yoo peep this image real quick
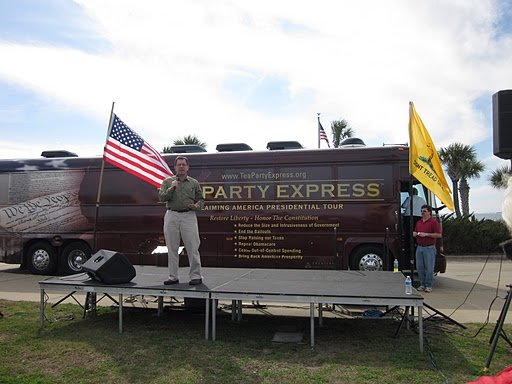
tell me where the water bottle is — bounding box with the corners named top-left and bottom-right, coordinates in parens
top-left (405, 276), bottom-right (412, 295)
top-left (393, 258), bottom-right (399, 273)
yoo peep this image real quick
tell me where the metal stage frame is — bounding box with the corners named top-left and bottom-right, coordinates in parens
top-left (39, 266), bottom-right (424, 351)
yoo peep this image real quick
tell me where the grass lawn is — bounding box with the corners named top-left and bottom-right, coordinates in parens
top-left (0, 299), bottom-right (510, 384)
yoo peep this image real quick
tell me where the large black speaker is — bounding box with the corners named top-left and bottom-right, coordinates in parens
top-left (82, 249), bottom-right (136, 284)
top-left (493, 90), bottom-right (512, 159)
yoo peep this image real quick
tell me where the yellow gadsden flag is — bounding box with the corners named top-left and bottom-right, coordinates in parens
top-left (408, 102), bottom-right (454, 211)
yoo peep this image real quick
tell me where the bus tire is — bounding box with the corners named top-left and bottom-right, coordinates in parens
top-left (351, 245), bottom-right (384, 271)
top-left (60, 242), bottom-right (91, 275)
top-left (26, 242), bottom-right (58, 275)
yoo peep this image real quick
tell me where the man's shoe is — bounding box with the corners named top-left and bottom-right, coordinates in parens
top-left (189, 279), bottom-right (202, 286)
top-left (424, 287), bottom-right (432, 293)
top-left (164, 278), bottom-right (179, 285)
top-left (417, 286), bottom-right (425, 291)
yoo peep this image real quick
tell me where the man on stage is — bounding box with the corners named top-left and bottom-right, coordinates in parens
top-left (158, 156), bottom-right (204, 286)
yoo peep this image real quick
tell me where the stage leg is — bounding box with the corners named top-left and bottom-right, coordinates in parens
top-left (310, 302), bottom-right (315, 347)
top-left (157, 297), bottom-right (163, 316)
top-left (205, 298), bottom-right (210, 341)
top-left (212, 299), bottom-right (217, 341)
top-left (39, 289), bottom-right (45, 334)
top-left (318, 303), bottom-right (323, 327)
top-left (83, 293), bottom-right (98, 319)
top-left (393, 308), bottom-right (408, 338)
top-left (237, 300), bottom-right (242, 322)
top-left (419, 306), bottom-right (423, 353)
top-left (91, 293), bottom-right (97, 315)
top-left (118, 294), bottom-right (123, 334)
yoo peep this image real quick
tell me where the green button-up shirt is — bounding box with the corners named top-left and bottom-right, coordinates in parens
top-left (158, 176), bottom-right (204, 211)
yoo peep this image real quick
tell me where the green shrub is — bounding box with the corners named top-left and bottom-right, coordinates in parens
top-left (441, 214), bottom-right (510, 254)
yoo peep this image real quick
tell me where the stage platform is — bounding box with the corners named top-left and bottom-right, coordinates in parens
top-left (39, 266), bottom-right (424, 351)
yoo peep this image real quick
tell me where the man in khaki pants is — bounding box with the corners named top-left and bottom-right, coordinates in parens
top-left (158, 156), bottom-right (203, 285)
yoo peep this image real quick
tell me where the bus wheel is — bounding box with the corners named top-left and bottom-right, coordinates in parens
top-left (351, 246), bottom-right (384, 271)
top-left (60, 242), bottom-right (91, 275)
top-left (26, 242), bottom-right (58, 275)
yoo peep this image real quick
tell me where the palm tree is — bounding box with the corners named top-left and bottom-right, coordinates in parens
top-left (459, 159), bottom-right (485, 215)
top-left (438, 143), bottom-right (483, 216)
top-left (489, 165), bottom-right (512, 189)
top-left (162, 135), bottom-right (207, 153)
top-left (330, 119), bottom-right (354, 148)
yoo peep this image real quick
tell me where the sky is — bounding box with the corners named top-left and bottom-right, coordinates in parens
top-left (1, 0), bottom-right (512, 214)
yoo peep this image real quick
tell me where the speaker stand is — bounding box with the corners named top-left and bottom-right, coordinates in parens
top-left (484, 284), bottom-right (512, 372)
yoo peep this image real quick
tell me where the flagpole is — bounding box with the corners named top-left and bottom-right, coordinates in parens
top-left (317, 113), bottom-right (321, 149)
top-left (93, 101), bottom-right (115, 252)
top-left (408, 178), bottom-right (415, 280)
top-left (407, 102), bottom-right (417, 285)
top-left (406, 103), bottom-right (417, 322)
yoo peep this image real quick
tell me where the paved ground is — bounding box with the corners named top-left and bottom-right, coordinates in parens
top-left (0, 257), bottom-right (511, 324)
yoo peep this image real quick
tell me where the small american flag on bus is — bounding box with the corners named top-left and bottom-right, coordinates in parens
top-left (319, 120), bottom-right (330, 148)
top-left (103, 114), bottom-right (174, 187)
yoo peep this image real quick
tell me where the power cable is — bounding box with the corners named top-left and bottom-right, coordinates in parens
top-left (424, 253), bottom-right (507, 336)
top-left (451, 253), bottom-right (507, 338)
top-left (424, 335), bottom-right (452, 384)
top-left (446, 254), bottom-right (492, 319)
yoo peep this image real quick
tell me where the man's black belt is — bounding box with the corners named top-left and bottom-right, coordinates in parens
top-left (167, 208), bottom-right (190, 212)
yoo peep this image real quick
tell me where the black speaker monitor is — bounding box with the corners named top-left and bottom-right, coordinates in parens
top-left (493, 89), bottom-right (512, 159)
top-left (82, 249), bottom-right (136, 284)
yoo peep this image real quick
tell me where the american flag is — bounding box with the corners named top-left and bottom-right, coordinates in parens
top-left (103, 114), bottom-right (174, 187)
top-left (319, 120), bottom-right (330, 148)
